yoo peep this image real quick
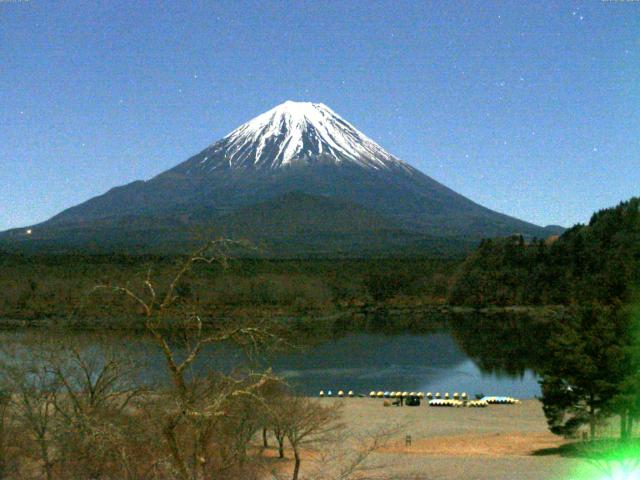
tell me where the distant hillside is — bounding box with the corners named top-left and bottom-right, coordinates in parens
top-left (448, 197), bottom-right (640, 306)
top-left (0, 192), bottom-right (476, 257)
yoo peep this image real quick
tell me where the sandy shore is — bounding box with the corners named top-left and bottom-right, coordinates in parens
top-left (273, 398), bottom-right (594, 479)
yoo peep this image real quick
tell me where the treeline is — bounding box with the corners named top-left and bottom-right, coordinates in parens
top-left (0, 254), bottom-right (459, 322)
top-left (446, 196), bottom-right (640, 445)
top-left (448, 197), bottom-right (640, 307)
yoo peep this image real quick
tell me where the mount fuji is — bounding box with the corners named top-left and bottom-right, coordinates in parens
top-left (1, 101), bottom-right (560, 255)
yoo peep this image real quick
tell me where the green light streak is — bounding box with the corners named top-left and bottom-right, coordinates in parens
top-left (561, 441), bottom-right (640, 480)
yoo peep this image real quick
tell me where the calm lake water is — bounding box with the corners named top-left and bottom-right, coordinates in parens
top-left (263, 332), bottom-right (540, 398)
top-left (0, 317), bottom-right (543, 398)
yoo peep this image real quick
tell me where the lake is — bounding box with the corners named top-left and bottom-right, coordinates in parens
top-left (0, 315), bottom-right (543, 398)
top-left (264, 331), bottom-right (540, 398)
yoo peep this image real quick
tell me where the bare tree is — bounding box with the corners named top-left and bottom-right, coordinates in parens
top-left (268, 410), bottom-right (399, 480)
top-left (93, 239), bottom-right (281, 480)
top-left (307, 426), bottom-right (401, 480)
top-left (265, 393), bottom-right (292, 459)
top-left (1, 353), bottom-right (59, 480)
top-left (0, 336), bottom-right (154, 480)
top-left (48, 342), bottom-right (147, 479)
top-left (281, 397), bottom-right (343, 480)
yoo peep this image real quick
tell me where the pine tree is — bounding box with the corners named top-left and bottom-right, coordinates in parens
top-left (539, 306), bottom-right (626, 440)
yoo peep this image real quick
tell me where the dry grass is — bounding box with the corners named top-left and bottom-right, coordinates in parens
top-left (382, 432), bottom-right (565, 457)
top-left (296, 398), bottom-right (592, 480)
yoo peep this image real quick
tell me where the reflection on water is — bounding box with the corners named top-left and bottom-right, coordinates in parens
top-left (0, 310), bottom-right (551, 398)
top-left (418, 359), bottom-right (539, 399)
top-left (262, 330), bottom-right (541, 397)
top-left (447, 310), bottom-right (551, 378)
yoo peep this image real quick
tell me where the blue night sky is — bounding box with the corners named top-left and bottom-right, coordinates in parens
top-left (1, 0), bottom-right (638, 231)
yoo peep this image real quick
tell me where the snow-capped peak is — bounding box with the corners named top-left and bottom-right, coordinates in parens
top-left (198, 101), bottom-right (411, 171)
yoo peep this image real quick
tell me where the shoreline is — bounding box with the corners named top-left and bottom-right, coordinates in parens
top-left (0, 304), bottom-right (569, 332)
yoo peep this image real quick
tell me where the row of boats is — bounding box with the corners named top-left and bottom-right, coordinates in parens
top-left (426, 397), bottom-right (520, 407)
top-left (318, 390), bottom-right (520, 406)
top-left (368, 391), bottom-right (469, 400)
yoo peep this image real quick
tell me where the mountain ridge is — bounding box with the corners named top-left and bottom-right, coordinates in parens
top-left (1, 101), bottom-right (561, 255)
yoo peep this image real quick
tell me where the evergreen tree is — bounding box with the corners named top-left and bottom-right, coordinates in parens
top-left (539, 306), bottom-right (627, 439)
top-left (448, 197), bottom-right (640, 307)
top-left (607, 302), bottom-right (640, 440)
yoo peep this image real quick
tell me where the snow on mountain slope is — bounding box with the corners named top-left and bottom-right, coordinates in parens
top-left (191, 101), bottom-right (413, 172)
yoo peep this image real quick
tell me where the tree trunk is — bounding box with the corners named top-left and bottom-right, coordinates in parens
top-left (277, 435), bottom-right (284, 458)
top-left (0, 438), bottom-right (5, 480)
top-left (589, 400), bottom-right (596, 441)
top-left (38, 437), bottom-right (53, 480)
top-left (292, 447), bottom-right (301, 480)
top-left (0, 409), bottom-right (5, 480)
top-left (620, 411), bottom-right (632, 441)
top-left (163, 421), bottom-right (190, 480)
